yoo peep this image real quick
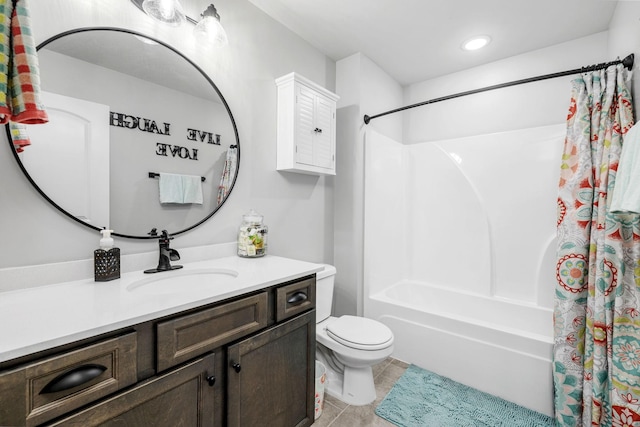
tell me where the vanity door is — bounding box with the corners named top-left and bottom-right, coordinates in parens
top-left (226, 311), bottom-right (315, 427)
top-left (47, 353), bottom-right (215, 427)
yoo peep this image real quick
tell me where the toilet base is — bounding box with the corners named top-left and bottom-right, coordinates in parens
top-left (316, 347), bottom-right (377, 406)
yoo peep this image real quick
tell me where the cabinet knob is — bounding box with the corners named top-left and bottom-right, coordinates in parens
top-left (232, 362), bottom-right (242, 373)
top-left (206, 375), bottom-right (216, 386)
top-left (314, 127), bottom-right (323, 134)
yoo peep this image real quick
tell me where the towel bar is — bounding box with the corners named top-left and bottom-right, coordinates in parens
top-left (148, 172), bottom-right (206, 182)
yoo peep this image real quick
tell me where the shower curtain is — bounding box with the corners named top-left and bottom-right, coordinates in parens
top-left (554, 64), bottom-right (640, 426)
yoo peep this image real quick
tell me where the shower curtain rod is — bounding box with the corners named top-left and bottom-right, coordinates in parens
top-left (363, 53), bottom-right (635, 125)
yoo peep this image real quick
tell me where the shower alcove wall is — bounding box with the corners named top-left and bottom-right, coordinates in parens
top-left (363, 124), bottom-right (564, 416)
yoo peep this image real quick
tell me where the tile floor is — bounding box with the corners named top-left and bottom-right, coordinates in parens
top-left (312, 358), bottom-right (408, 427)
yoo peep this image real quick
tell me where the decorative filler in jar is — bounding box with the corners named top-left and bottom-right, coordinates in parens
top-left (237, 209), bottom-right (268, 257)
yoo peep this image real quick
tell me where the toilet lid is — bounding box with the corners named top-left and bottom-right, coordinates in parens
top-left (326, 316), bottom-right (393, 350)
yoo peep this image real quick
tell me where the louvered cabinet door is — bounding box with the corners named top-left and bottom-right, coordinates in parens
top-left (294, 84), bottom-right (316, 167)
top-left (312, 94), bottom-right (335, 170)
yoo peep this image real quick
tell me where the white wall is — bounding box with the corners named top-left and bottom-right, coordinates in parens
top-left (334, 53), bottom-right (403, 316)
top-left (0, 0), bottom-right (336, 271)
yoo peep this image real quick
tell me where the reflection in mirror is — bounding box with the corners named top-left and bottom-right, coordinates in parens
top-left (7, 28), bottom-right (239, 239)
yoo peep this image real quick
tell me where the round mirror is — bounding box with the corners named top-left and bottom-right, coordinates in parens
top-left (6, 27), bottom-right (240, 239)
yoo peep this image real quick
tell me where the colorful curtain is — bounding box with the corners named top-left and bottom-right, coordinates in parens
top-left (554, 64), bottom-right (640, 426)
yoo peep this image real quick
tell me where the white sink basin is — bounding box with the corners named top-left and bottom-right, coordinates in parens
top-left (127, 268), bottom-right (239, 295)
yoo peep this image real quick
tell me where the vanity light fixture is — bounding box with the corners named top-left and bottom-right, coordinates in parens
top-left (131, 0), bottom-right (228, 46)
top-left (193, 4), bottom-right (228, 47)
top-left (461, 35), bottom-right (491, 51)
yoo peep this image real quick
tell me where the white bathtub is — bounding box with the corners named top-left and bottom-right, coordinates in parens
top-left (366, 281), bottom-right (554, 416)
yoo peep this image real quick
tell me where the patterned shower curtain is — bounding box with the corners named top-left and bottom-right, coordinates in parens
top-left (554, 64), bottom-right (640, 426)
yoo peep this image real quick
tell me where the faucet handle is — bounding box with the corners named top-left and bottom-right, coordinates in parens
top-left (148, 228), bottom-right (158, 237)
top-left (160, 230), bottom-right (173, 241)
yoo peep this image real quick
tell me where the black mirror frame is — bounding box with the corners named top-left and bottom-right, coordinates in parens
top-left (5, 27), bottom-right (240, 240)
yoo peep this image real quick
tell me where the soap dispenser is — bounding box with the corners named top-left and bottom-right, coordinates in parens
top-left (94, 229), bottom-right (121, 281)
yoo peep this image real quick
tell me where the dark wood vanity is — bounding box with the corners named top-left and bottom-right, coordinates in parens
top-left (0, 275), bottom-right (316, 427)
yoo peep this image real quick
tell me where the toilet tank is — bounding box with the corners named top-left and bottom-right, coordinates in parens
top-left (315, 264), bottom-right (337, 323)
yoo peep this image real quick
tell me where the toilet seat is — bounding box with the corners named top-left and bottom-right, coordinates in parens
top-left (325, 315), bottom-right (393, 350)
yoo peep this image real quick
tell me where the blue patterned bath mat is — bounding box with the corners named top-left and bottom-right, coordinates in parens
top-left (375, 365), bottom-right (554, 427)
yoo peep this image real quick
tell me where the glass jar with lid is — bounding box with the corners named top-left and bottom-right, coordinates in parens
top-left (237, 209), bottom-right (268, 257)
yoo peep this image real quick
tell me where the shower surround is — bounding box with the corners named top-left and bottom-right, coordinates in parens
top-left (363, 125), bottom-right (565, 416)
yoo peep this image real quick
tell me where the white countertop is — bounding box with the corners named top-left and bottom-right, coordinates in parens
top-left (0, 255), bottom-right (323, 364)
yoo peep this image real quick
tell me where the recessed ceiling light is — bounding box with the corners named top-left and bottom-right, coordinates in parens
top-left (462, 35), bottom-right (491, 51)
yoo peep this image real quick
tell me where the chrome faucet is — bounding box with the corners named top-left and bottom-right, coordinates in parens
top-left (144, 230), bottom-right (184, 274)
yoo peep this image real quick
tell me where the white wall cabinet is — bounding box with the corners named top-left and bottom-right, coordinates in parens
top-left (276, 73), bottom-right (339, 175)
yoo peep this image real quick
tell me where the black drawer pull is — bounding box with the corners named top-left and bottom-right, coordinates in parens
top-left (40, 364), bottom-right (107, 394)
top-left (232, 362), bottom-right (242, 373)
top-left (287, 291), bottom-right (308, 306)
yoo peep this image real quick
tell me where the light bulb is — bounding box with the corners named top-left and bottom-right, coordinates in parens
top-left (141, 0), bottom-right (186, 27)
top-left (194, 16), bottom-right (228, 47)
top-left (193, 5), bottom-right (228, 47)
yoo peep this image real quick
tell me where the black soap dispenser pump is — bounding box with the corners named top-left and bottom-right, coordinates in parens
top-left (94, 229), bottom-right (121, 281)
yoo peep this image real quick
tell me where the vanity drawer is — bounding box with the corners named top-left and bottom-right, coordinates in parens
top-left (157, 292), bottom-right (269, 372)
top-left (0, 332), bottom-right (137, 427)
top-left (275, 276), bottom-right (316, 322)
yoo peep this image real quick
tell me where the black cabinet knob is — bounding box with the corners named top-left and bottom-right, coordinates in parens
top-left (232, 362), bottom-right (242, 373)
top-left (206, 375), bottom-right (216, 386)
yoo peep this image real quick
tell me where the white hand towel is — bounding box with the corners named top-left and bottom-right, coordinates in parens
top-left (159, 173), bottom-right (184, 204)
top-left (159, 173), bottom-right (203, 204)
top-left (610, 124), bottom-right (640, 214)
top-left (181, 174), bottom-right (204, 204)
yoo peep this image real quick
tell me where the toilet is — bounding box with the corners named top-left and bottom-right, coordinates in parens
top-left (315, 264), bottom-right (394, 406)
